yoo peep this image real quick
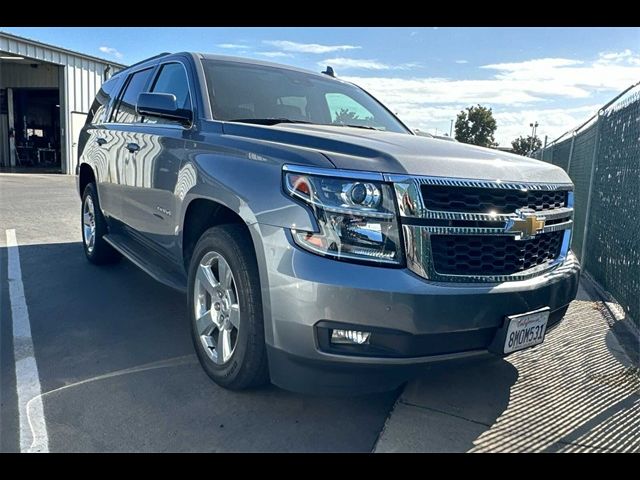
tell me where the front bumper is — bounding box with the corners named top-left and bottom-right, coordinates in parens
top-left (253, 224), bottom-right (580, 395)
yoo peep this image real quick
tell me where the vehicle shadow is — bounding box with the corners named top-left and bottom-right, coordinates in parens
top-left (382, 285), bottom-right (640, 452)
top-left (377, 355), bottom-right (519, 452)
top-left (0, 241), bottom-right (397, 452)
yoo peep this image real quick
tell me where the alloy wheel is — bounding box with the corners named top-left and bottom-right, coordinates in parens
top-left (194, 251), bottom-right (240, 364)
top-left (83, 195), bottom-right (96, 253)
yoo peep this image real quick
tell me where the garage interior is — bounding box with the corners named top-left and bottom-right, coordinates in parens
top-left (0, 55), bottom-right (63, 172)
top-left (0, 31), bottom-right (124, 175)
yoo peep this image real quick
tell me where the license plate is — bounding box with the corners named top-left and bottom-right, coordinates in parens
top-left (503, 307), bottom-right (550, 354)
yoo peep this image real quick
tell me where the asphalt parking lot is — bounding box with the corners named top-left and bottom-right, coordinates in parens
top-left (1, 173), bottom-right (638, 452)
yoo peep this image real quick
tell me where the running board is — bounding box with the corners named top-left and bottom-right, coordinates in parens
top-left (104, 234), bottom-right (188, 293)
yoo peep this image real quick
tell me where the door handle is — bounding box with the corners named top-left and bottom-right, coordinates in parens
top-left (96, 138), bottom-right (107, 146)
top-left (126, 142), bottom-right (140, 153)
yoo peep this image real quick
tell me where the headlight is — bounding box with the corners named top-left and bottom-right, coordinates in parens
top-left (283, 167), bottom-right (402, 265)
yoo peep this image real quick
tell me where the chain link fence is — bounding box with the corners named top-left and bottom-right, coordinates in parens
top-left (533, 84), bottom-right (639, 327)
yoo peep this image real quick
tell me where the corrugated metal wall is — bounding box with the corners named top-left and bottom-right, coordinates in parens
top-left (0, 32), bottom-right (123, 174)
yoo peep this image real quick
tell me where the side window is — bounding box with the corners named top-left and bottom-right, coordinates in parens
top-left (325, 93), bottom-right (375, 125)
top-left (112, 68), bottom-right (153, 124)
top-left (87, 77), bottom-right (119, 125)
top-left (144, 63), bottom-right (192, 124)
top-left (276, 96), bottom-right (308, 120)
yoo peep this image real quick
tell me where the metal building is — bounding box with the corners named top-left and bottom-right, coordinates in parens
top-left (0, 31), bottom-right (125, 174)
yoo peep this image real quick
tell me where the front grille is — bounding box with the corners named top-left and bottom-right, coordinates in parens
top-left (422, 185), bottom-right (568, 214)
top-left (431, 231), bottom-right (564, 276)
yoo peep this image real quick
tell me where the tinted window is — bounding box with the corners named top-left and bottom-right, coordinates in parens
top-left (202, 60), bottom-right (409, 133)
top-left (143, 63), bottom-right (192, 124)
top-left (112, 68), bottom-right (153, 124)
top-left (325, 93), bottom-right (375, 126)
top-left (87, 76), bottom-right (121, 125)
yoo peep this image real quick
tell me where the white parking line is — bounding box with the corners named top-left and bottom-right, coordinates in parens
top-left (6, 229), bottom-right (49, 453)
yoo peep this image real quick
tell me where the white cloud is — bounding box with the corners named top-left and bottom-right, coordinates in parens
top-left (216, 43), bottom-right (247, 49)
top-left (493, 105), bottom-right (601, 146)
top-left (455, 60), bottom-right (468, 64)
top-left (343, 76), bottom-right (545, 105)
top-left (264, 40), bottom-right (360, 54)
top-left (255, 51), bottom-right (294, 58)
top-left (596, 49), bottom-right (640, 66)
top-left (480, 56), bottom-right (640, 96)
top-left (482, 58), bottom-right (584, 72)
top-left (99, 46), bottom-right (122, 59)
top-left (321, 58), bottom-right (417, 71)
top-left (342, 51), bottom-right (640, 146)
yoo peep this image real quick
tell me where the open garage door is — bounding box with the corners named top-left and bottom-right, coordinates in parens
top-left (0, 56), bottom-right (63, 173)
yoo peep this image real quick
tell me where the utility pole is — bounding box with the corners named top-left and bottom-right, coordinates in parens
top-left (530, 121), bottom-right (538, 139)
top-left (529, 121), bottom-right (539, 155)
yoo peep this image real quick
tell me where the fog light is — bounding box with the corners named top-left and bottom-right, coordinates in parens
top-left (331, 329), bottom-right (371, 345)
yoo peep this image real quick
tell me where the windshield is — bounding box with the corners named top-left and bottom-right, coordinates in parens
top-left (202, 59), bottom-right (410, 133)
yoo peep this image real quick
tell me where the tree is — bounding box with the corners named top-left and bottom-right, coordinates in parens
top-left (334, 108), bottom-right (359, 124)
top-left (511, 135), bottom-right (542, 156)
top-left (333, 108), bottom-right (374, 125)
top-left (454, 105), bottom-right (498, 147)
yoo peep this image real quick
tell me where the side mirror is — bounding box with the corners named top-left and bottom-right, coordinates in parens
top-left (136, 92), bottom-right (192, 125)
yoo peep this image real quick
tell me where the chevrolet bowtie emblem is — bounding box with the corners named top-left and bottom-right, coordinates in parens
top-left (504, 208), bottom-right (546, 240)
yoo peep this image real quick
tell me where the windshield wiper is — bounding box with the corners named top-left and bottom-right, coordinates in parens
top-left (225, 118), bottom-right (314, 126)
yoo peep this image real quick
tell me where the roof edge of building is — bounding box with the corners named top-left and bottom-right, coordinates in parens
top-left (0, 30), bottom-right (128, 68)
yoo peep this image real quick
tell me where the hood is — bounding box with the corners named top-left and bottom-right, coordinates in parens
top-left (221, 122), bottom-right (571, 184)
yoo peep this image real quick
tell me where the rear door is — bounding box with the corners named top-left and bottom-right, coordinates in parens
top-left (78, 74), bottom-right (124, 220)
top-left (106, 67), bottom-right (155, 229)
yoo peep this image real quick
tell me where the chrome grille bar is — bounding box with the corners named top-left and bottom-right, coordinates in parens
top-left (391, 175), bottom-right (574, 283)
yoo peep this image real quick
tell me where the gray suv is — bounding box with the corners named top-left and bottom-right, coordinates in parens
top-left (77, 52), bottom-right (580, 394)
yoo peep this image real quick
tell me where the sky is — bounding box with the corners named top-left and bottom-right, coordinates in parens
top-left (2, 27), bottom-right (639, 146)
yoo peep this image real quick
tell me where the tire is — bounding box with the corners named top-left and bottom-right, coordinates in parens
top-left (81, 182), bottom-right (121, 265)
top-left (188, 224), bottom-right (269, 390)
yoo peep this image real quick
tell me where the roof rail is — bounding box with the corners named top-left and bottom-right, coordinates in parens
top-left (119, 52), bottom-right (173, 72)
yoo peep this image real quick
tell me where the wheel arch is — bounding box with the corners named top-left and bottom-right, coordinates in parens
top-left (181, 196), bottom-right (254, 272)
top-left (78, 163), bottom-right (96, 198)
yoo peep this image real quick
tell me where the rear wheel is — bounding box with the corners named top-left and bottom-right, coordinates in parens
top-left (81, 183), bottom-right (120, 265)
top-left (188, 224), bottom-right (269, 390)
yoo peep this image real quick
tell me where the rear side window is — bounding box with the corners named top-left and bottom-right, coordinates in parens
top-left (144, 63), bottom-right (192, 124)
top-left (112, 68), bottom-right (153, 124)
top-left (87, 77), bottom-right (120, 125)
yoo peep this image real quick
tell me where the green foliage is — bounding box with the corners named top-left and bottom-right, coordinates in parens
top-left (511, 135), bottom-right (543, 156)
top-left (454, 105), bottom-right (498, 147)
top-left (333, 108), bottom-right (373, 125)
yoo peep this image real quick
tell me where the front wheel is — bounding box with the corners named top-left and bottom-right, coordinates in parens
top-left (188, 224), bottom-right (269, 390)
